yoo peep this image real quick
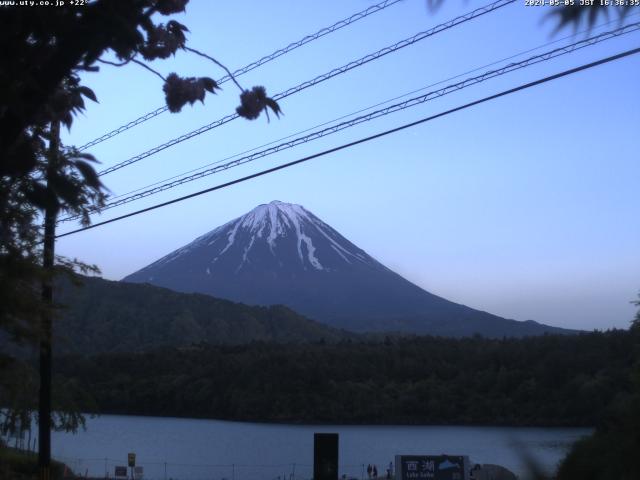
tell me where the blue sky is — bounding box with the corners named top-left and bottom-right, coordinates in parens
top-left (58, 1), bottom-right (640, 330)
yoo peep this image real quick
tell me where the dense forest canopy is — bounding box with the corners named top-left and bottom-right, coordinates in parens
top-left (52, 329), bottom-right (636, 427)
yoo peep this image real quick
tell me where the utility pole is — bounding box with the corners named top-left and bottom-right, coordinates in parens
top-left (39, 120), bottom-right (60, 480)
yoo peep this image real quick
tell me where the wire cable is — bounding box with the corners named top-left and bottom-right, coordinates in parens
top-left (102, 13), bottom-right (640, 204)
top-left (56, 46), bottom-right (640, 239)
top-left (77, 0), bottom-right (406, 151)
top-left (96, 0), bottom-right (516, 177)
top-left (59, 22), bottom-right (640, 223)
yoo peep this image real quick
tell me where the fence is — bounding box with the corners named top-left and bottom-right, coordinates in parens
top-left (54, 457), bottom-right (375, 480)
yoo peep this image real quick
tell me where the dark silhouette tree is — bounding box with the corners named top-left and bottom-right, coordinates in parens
top-left (0, 3), bottom-right (281, 478)
top-left (557, 297), bottom-right (640, 480)
top-left (0, 1), bottom-right (281, 353)
top-left (632, 293), bottom-right (640, 330)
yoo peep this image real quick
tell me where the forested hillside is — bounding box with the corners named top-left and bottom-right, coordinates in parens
top-left (52, 277), bottom-right (348, 353)
top-left (55, 330), bottom-right (636, 426)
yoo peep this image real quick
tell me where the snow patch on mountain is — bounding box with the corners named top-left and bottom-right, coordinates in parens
top-left (237, 201), bottom-right (329, 270)
top-left (331, 244), bottom-right (352, 264)
top-left (219, 220), bottom-right (240, 256)
top-left (309, 215), bottom-right (367, 265)
top-left (237, 235), bottom-right (257, 273)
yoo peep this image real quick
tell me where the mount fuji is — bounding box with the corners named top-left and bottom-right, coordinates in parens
top-left (123, 201), bottom-right (571, 337)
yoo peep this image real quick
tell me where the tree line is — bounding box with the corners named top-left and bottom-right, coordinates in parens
top-left (51, 329), bottom-right (637, 427)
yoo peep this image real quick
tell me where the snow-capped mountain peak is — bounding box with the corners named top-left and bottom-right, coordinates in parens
top-left (123, 201), bottom-right (571, 337)
top-left (136, 201), bottom-right (378, 278)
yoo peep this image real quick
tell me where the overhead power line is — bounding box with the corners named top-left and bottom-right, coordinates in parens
top-left (96, 0), bottom-right (515, 177)
top-left (59, 21), bottom-right (640, 224)
top-left (77, 0), bottom-right (405, 151)
top-left (102, 14), bottom-right (639, 205)
top-left (56, 46), bottom-right (640, 239)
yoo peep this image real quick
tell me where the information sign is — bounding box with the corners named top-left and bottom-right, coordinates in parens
top-left (114, 466), bottom-right (128, 478)
top-left (134, 466), bottom-right (144, 479)
top-left (395, 455), bottom-right (469, 480)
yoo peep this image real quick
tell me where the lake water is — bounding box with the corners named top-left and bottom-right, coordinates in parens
top-left (50, 415), bottom-right (591, 480)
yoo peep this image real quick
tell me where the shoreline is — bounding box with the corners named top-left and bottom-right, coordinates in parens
top-left (68, 411), bottom-right (596, 430)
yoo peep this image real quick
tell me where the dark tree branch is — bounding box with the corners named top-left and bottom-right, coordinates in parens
top-left (132, 59), bottom-right (166, 81)
top-left (184, 46), bottom-right (244, 92)
top-left (97, 57), bottom-right (134, 67)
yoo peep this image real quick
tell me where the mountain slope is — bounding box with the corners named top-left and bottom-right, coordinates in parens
top-left (123, 201), bottom-right (573, 337)
top-left (53, 276), bottom-right (348, 354)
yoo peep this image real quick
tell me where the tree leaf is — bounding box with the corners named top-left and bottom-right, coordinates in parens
top-left (72, 152), bottom-right (98, 163)
top-left (73, 160), bottom-right (103, 190)
top-left (200, 77), bottom-right (218, 93)
top-left (78, 86), bottom-right (97, 103)
top-left (23, 182), bottom-right (49, 210)
top-left (265, 98), bottom-right (283, 118)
